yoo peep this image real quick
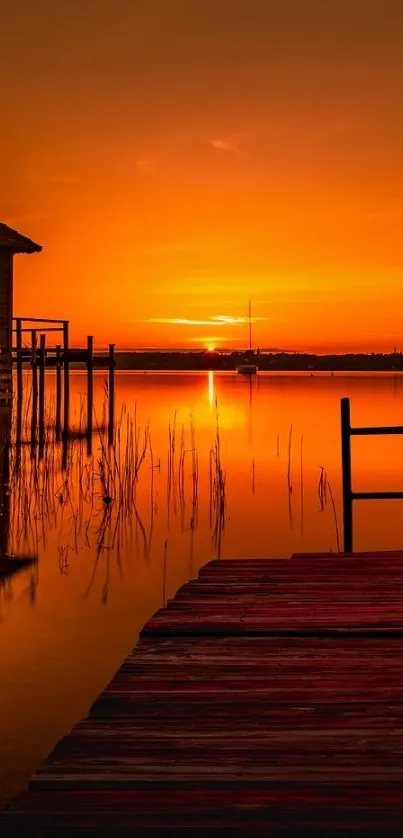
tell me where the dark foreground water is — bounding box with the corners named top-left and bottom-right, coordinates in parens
top-left (1, 370), bottom-right (403, 805)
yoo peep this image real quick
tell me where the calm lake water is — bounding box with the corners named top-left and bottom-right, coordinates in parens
top-left (1, 370), bottom-right (403, 805)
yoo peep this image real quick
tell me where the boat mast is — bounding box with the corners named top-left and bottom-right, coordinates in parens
top-left (248, 300), bottom-right (252, 352)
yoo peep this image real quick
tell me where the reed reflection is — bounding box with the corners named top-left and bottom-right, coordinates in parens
top-left (3, 370), bottom-right (403, 809)
top-left (6, 370), bottom-right (396, 615)
top-left (0, 403), bottom-right (37, 610)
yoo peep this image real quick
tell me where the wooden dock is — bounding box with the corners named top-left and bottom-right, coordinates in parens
top-left (3, 551), bottom-right (403, 835)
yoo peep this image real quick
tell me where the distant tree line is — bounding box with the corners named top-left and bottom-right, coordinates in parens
top-left (112, 350), bottom-right (403, 372)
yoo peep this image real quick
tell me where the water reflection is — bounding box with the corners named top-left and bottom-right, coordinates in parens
top-left (0, 405), bottom-right (37, 598)
top-left (0, 407), bottom-right (11, 559)
top-left (5, 371), bottom-right (403, 592)
top-left (208, 369), bottom-right (214, 407)
top-left (2, 370), bottom-right (403, 806)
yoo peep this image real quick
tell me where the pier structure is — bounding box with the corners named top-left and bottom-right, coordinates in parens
top-left (0, 223), bottom-right (116, 450)
top-left (0, 222), bottom-right (117, 580)
top-left (0, 223), bottom-right (41, 403)
top-left (13, 316), bottom-right (116, 451)
top-left (3, 551), bottom-right (403, 833)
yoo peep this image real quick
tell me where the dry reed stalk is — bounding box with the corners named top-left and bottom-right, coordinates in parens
top-left (327, 479), bottom-right (341, 553)
top-left (318, 466), bottom-right (326, 511)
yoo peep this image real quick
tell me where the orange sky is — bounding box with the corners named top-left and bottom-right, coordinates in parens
top-left (2, 0), bottom-right (403, 352)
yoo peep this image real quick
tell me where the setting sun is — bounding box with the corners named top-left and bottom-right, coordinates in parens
top-left (3, 2), bottom-right (403, 832)
top-left (3, 1), bottom-right (403, 354)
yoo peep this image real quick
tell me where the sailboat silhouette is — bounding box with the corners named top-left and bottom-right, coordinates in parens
top-left (237, 301), bottom-right (258, 375)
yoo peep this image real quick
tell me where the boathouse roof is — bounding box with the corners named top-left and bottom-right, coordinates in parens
top-left (0, 222), bottom-right (42, 254)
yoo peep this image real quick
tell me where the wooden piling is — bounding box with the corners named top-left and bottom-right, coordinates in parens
top-left (38, 334), bottom-right (46, 457)
top-left (108, 343), bottom-right (115, 445)
top-left (87, 336), bottom-right (93, 455)
top-left (16, 317), bottom-right (23, 396)
top-left (62, 321), bottom-right (70, 453)
top-left (63, 321), bottom-right (69, 368)
top-left (341, 397), bottom-right (353, 552)
top-left (31, 329), bottom-right (37, 371)
top-left (30, 330), bottom-right (38, 453)
top-left (16, 318), bottom-right (23, 449)
top-left (55, 344), bottom-right (62, 441)
top-left (9, 320), bottom-right (117, 454)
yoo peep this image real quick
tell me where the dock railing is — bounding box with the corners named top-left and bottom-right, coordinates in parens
top-left (341, 396), bottom-right (403, 552)
top-left (8, 316), bottom-right (116, 453)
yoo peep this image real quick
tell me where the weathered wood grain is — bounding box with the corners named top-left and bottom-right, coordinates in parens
top-left (3, 553), bottom-right (403, 835)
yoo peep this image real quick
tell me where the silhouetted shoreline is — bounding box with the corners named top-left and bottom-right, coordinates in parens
top-left (106, 351), bottom-right (403, 372)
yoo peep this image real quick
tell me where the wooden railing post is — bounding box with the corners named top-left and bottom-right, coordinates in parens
top-left (341, 397), bottom-right (353, 552)
top-left (38, 334), bottom-right (46, 457)
top-left (16, 317), bottom-right (23, 395)
top-left (63, 320), bottom-right (70, 444)
top-left (31, 330), bottom-right (38, 453)
top-left (108, 343), bottom-right (115, 445)
top-left (55, 344), bottom-right (62, 441)
top-left (87, 335), bottom-right (94, 455)
top-left (63, 320), bottom-right (69, 358)
top-left (16, 318), bottom-right (23, 448)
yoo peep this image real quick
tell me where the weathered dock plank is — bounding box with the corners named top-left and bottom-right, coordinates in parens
top-left (3, 552), bottom-right (403, 834)
top-left (144, 556), bottom-right (403, 637)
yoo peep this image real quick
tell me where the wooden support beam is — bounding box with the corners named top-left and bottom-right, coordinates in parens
top-left (353, 491), bottom-right (403, 500)
top-left (55, 344), bottom-right (62, 441)
top-left (108, 343), bottom-right (115, 446)
top-left (341, 397), bottom-right (353, 553)
top-left (38, 334), bottom-right (46, 457)
top-left (351, 425), bottom-right (403, 435)
top-left (63, 321), bottom-right (70, 448)
top-left (30, 330), bottom-right (38, 454)
top-left (14, 316), bottom-right (65, 324)
top-left (87, 336), bottom-right (93, 455)
top-left (31, 329), bottom-right (37, 362)
top-left (16, 317), bottom-right (23, 395)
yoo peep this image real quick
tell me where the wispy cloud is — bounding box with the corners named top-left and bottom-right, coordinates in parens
top-left (147, 315), bottom-right (270, 326)
top-left (209, 138), bottom-right (248, 159)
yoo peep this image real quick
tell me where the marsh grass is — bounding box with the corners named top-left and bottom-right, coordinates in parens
top-left (0, 379), bottom-right (344, 605)
top-left (318, 466), bottom-right (328, 511)
top-left (3, 383), bottom-right (230, 595)
top-left (327, 480), bottom-right (341, 552)
top-left (210, 399), bottom-right (226, 558)
top-left (317, 465), bottom-right (340, 552)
